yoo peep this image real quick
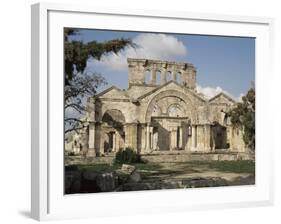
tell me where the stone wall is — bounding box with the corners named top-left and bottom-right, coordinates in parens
top-left (72, 58), bottom-right (249, 156)
top-left (127, 58), bottom-right (196, 89)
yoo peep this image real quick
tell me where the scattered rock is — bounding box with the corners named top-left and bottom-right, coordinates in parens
top-left (121, 164), bottom-right (136, 174)
top-left (229, 174), bottom-right (255, 185)
top-left (117, 177), bottom-right (231, 192)
top-left (129, 170), bottom-right (141, 183)
top-left (96, 172), bottom-right (118, 192)
top-left (65, 170), bottom-right (82, 194)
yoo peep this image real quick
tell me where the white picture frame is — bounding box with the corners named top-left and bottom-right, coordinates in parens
top-left (31, 2), bottom-right (274, 221)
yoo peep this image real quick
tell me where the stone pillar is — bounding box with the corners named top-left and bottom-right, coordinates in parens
top-left (179, 127), bottom-right (183, 148)
top-left (151, 69), bottom-right (156, 85)
top-left (196, 125), bottom-right (205, 149)
top-left (182, 124), bottom-right (189, 151)
top-left (170, 129), bottom-right (177, 150)
top-left (141, 125), bottom-right (146, 153)
top-left (150, 126), bottom-right (153, 150)
top-left (169, 131), bottom-right (173, 151)
top-left (87, 122), bottom-right (96, 156)
top-left (125, 123), bottom-right (138, 151)
top-left (92, 122), bottom-right (104, 156)
top-left (115, 132), bottom-right (120, 152)
top-left (99, 126), bottom-right (105, 155)
top-left (204, 125), bottom-right (211, 152)
top-left (172, 71), bottom-right (177, 81)
top-left (228, 126), bottom-right (233, 151)
top-left (160, 70), bottom-right (166, 84)
top-left (191, 125), bottom-right (197, 150)
top-left (112, 132), bottom-right (116, 152)
top-left (146, 124), bottom-right (151, 151)
top-left (153, 129), bottom-right (158, 150)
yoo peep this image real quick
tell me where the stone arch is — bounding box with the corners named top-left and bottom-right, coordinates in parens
top-left (101, 109), bottom-right (126, 153)
top-left (145, 90), bottom-right (198, 122)
top-left (151, 104), bottom-right (162, 117)
top-left (167, 103), bottom-right (184, 117)
top-left (166, 71), bottom-right (172, 81)
top-left (176, 71), bottom-right (182, 83)
top-left (102, 109), bottom-right (125, 127)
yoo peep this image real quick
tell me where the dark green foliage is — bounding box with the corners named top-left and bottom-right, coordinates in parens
top-left (64, 28), bottom-right (134, 83)
top-left (115, 147), bottom-right (142, 164)
top-left (228, 88), bottom-right (255, 150)
top-left (64, 28), bottom-right (134, 133)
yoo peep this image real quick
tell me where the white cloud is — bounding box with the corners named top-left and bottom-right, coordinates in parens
top-left (238, 93), bottom-right (244, 102)
top-left (88, 33), bottom-right (187, 71)
top-left (196, 85), bottom-right (242, 102)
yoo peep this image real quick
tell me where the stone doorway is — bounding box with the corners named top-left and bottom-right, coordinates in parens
top-left (211, 122), bottom-right (227, 149)
top-left (104, 132), bottom-right (114, 153)
top-left (151, 117), bottom-right (190, 151)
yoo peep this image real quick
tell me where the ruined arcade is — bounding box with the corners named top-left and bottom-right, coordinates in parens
top-left (81, 58), bottom-right (246, 156)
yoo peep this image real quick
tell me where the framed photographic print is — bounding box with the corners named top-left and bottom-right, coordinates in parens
top-left (31, 2), bottom-right (274, 221)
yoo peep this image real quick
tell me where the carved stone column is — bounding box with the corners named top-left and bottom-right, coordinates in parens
top-left (204, 124), bottom-right (211, 152)
top-left (141, 125), bottom-right (146, 153)
top-left (153, 129), bottom-right (158, 150)
top-left (228, 126), bottom-right (233, 151)
top-left (151, 69), bottom-right (156, 85)
top-left (98, 124), bottom-right (104, 155)
top-left (112, 132), bottom-right (116, 152)
top-left (125, 123), bottom-right (138, 151)
top-left (146, 124), bottom-right (151, 151)
top-left (170, 129), bottom-right (177, 150)
top-left (160, 70), bottom-right (166, 85)
top-left (191, 125), bottom-right (197, 151)
top-left (150, 126), bottom-right (153, 150)
top-left (172, 71), bottom-right (177, 81)
top-left (179, 127), bottom-right (183, 148)
top-left (87, 122), bottom-right (96, 156)
top-left (196, 125), bottom-right (205, 149)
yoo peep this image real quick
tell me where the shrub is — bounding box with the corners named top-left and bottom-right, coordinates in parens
top-left (66, 151), bottom-right (75, 156)
top-left (115, 147), bottom-right (142, 164)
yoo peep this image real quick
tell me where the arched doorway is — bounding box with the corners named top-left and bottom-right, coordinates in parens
top-left (211, 122), bottom-right (227, 149)
top-left (145, 90), bottom-right (196, 151)
top-left (101, 109), bottom-right (126, 153)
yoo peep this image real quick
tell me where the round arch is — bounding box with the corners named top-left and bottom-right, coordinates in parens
top-left (167, 103), bottom-right (184, 117)
top-left (102, 109), bottom-right (126, 127)
top-left (145, 90), bottom-right (198, 122)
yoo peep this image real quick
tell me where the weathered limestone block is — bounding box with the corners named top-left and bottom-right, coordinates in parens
top-left (96, 172), bottom-right (118, 192)
top-left (204, 124), bottom-right (211, 151)
top-left (191, 125), bottom-right (197, 151)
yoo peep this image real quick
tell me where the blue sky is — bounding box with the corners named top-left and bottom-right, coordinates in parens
top-left (70, 29), bottom-right (255, 100)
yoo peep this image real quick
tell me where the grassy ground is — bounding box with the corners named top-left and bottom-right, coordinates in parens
top-left (187, 160), bottom-right (255, 174)
top-left (66, 163), bottom-right (120, 172)
top-left (65, 159), bottom-right (255, 194)
top-left (66, 160), bottom-right (255, 181)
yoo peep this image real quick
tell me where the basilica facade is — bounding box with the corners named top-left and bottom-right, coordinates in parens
top-left (74, 58), bottom-right (246, 156)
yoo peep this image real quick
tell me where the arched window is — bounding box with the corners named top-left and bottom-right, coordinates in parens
top-left (156, 71), bottom-right (161, 85)
top-left (144, 70), bottom-right (151, 84)
top-left (167, 104), bottom-right (183, 117)
top-left (176, 72), bottom-right (181, 83)
top-left (166, 71), bottom-right (172, 81)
